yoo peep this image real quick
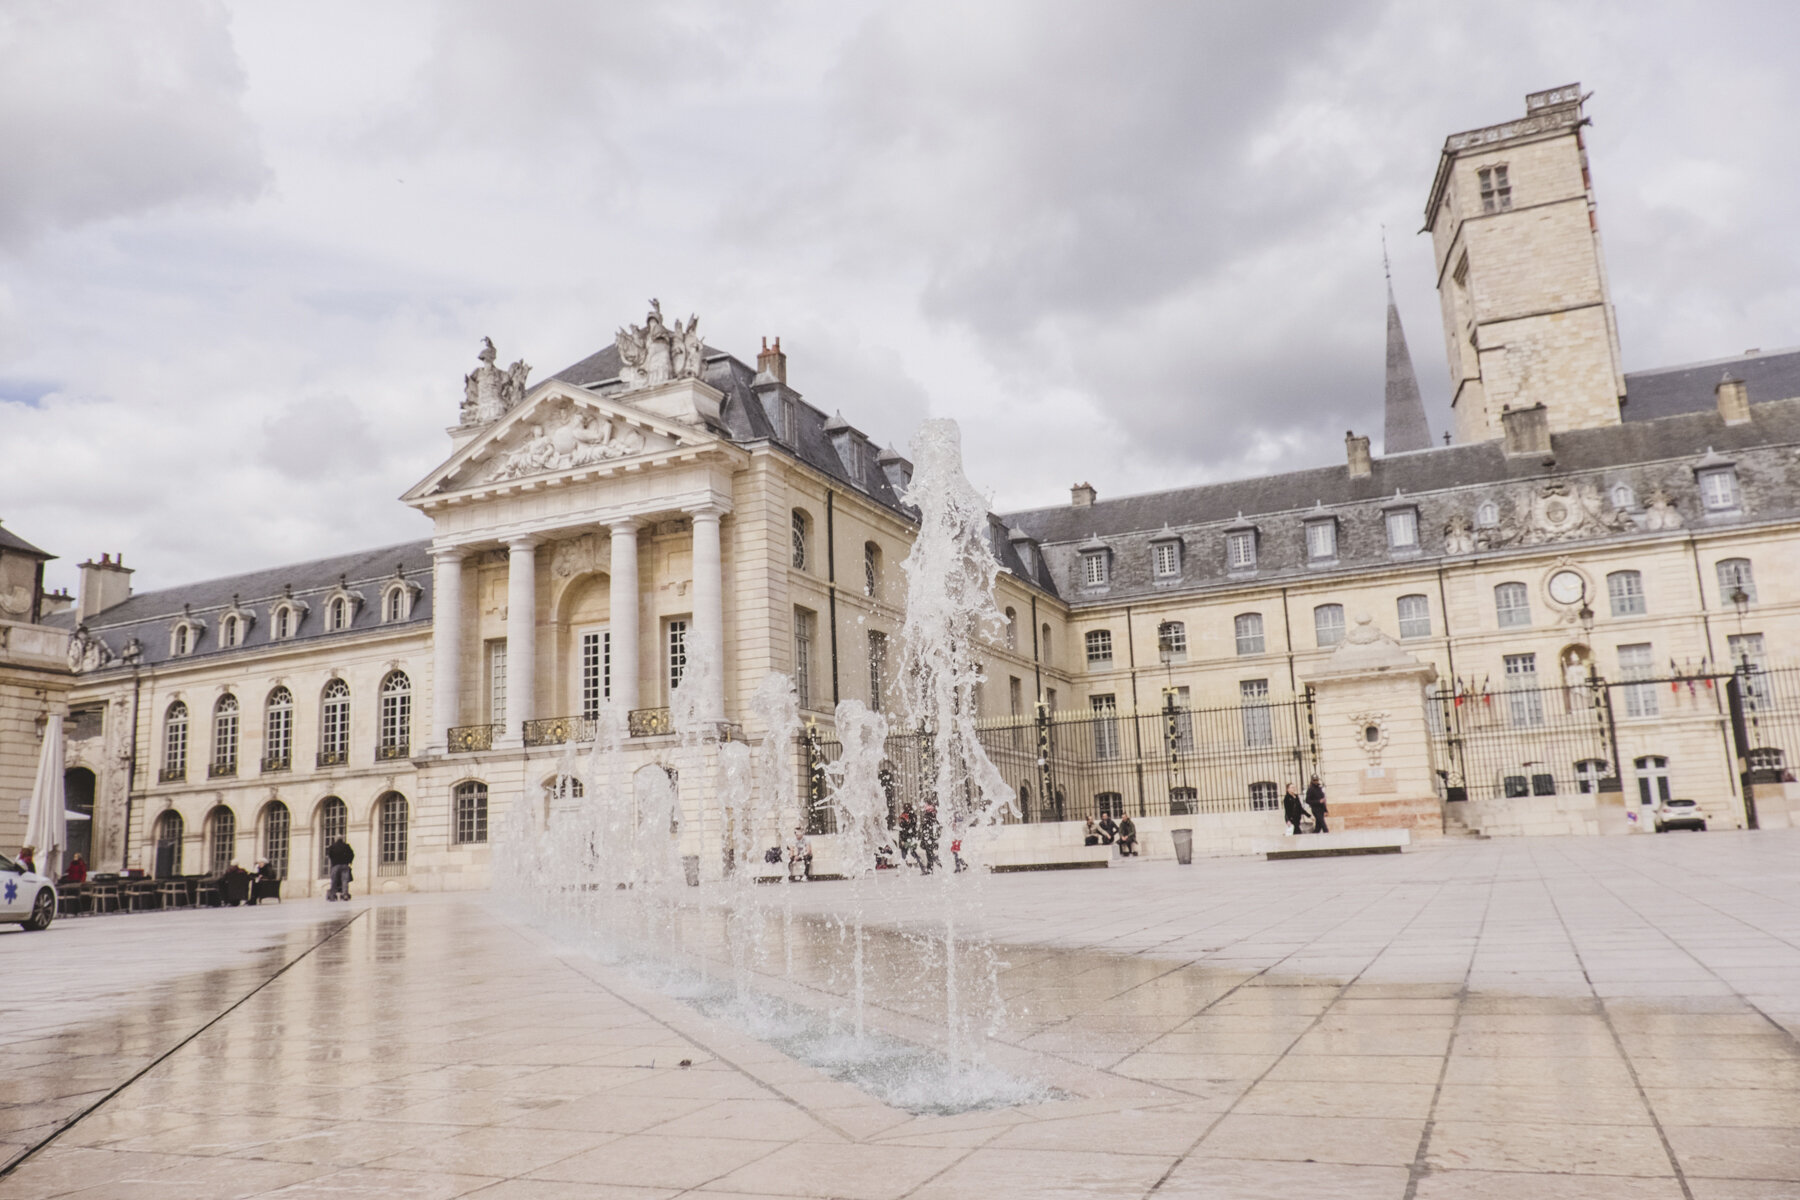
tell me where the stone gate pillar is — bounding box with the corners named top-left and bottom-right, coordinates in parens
top-left (1299, 613), bottom-right (1443, 837)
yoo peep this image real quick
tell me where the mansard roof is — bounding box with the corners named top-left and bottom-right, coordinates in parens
top-left (1003, 397), bottom-right (1800, 605)
top-left (1623, 346), bottom-right (1800, 423)
top-left (48, 539), bottom-right (434, 670)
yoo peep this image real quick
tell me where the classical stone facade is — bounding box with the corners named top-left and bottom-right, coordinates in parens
top-left (19, 87), bottom-right (1800, 888)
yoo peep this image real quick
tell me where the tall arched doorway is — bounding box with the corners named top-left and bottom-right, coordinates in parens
top-left (63, 767), bottom-right (96, 863)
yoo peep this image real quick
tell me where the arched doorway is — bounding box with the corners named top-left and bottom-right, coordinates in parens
top-left (63, 767), bottom-right (96, 864)
top-left (154, 810), bottom-right (184, 878)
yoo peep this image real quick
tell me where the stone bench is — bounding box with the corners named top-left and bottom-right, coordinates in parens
top-left (987, 843), bottom-right (1114, 873)
top-left (1252, 828), bottom-right (1412, 861)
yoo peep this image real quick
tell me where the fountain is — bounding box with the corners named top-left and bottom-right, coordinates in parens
top-left (493, 417), bottom-right (1044, 1113)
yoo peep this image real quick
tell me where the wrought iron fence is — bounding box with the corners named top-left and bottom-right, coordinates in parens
top-left (447, 723), bottom-right (500, 753)
top-left (629, 707), bottom-right (674, 738)
top-left (807, 694), bottom-right (1318, 826)
top-left (376, 742), bottom-right (411, 761)
top-left (261, 753), bottom-right (291, 772)
top-left (522, 716), bottom-right (595, 747)
top-left (1428, 678), bottom-right (1621, 804)
top-left (1730, 662), bottom-right (1800, 784)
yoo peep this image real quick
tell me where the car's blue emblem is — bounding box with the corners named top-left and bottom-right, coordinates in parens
top-left (3, 880), bottom-right (16, 903)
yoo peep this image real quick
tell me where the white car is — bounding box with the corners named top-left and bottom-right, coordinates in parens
top-left (1653, 798), bottom-right (1707, 833)
top-left (0, 854), bottom-right (56, 930)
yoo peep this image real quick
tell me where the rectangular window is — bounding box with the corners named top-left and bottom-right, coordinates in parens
top-left (1305, 520), bottom-right (1336, 561)
top-left (1717, 559), bottom-right (1757, 605)
top-left (792, 608), bottom-right (814, 710)
top-left (1478, 164), bottom-right (1512, 212)
top-left (1085, 629), bottom-right (1113, 666)
top-left (1699, 468), bottom-right (1739, 511)
top-left (1385, 508), bottom-right (1418, 550)
top-left (1504, 653), bottom-right (1543, 727)
top-left (1240, 679), bottom-right (1272, 748)
top-left (1227, 530), bottom-right (1257, 571)
top-left (1608, 571), bottom-right (1646, 617)
top-left (488, 640), bottom-right (507, 724)
top-left (868, 630), bottom-right (888, 710)
top-left (580, 628), bottom-right (610, 719)
top-left (864, 543), bottom-right (879, 597)
top-left (1081, 552), bottom-right (1108, 587)
top-left (1153, 541), bottom-right (1180, 578)
top-left (1090, 694), bottom-right (1120, 760)
top-left (1495, 582), bottom-right (1531, 628)
top-left (1314, 604), bottom-right (1346, 648)
top-left (214, 707), bottom-right (238, 775)
top-left (266, 704), bottom-right (292, 768)
top-left (1397, 594), bottom-right (1432, 639)
top-left (667, 618), bottom-right (689, 695)
top-left (1157, 621), bottom-right (1186, 661)
top-left (1618, 643), bottom-right (1659, 718)
top-left (1234, 613), bottom-right (1265, 656)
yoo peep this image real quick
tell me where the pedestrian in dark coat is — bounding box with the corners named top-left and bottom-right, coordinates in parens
top-left (1305, 776), bottom-right (1329, 834)
top-left (1281, 784), bottom-right (1306, 834)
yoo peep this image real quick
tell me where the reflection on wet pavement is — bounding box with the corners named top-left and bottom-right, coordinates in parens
top-left (1, 833), bottom-right (1799, 1197)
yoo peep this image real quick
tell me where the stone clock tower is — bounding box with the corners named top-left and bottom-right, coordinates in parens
top-left (1425, 84), bottom-right (1626, 444)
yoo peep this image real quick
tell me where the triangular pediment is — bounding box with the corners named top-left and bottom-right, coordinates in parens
top-left (403, 381), bottom-right (717, 503)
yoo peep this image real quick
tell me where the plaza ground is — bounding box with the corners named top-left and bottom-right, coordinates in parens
top-left (3, 830), bottom-right (1800, 1198)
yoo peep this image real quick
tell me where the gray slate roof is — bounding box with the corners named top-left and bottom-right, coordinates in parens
top-left (1624, 346), bottom-right (1800, 422)
top-left (1382, 283), bottom-right (1432, 453)
top-left (0, 522), bottom-right (52, 559)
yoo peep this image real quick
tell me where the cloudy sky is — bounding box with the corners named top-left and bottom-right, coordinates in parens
top-left (4, 0), bottom-right (1797, 594)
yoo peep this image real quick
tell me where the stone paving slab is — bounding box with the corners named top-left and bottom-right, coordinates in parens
top-left (0, 831), bottom-right (1797, 1196)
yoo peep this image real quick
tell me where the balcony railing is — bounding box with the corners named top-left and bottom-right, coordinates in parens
top-left (262, 753), bottom-right (291, 773)
top-left (208, 762), bottom-right (237, 779)
top-left (523, 716), bottom-right (595, 747)
top-left (448, 723), bottom-right (501, 753)
top-left (376, 742), bottom-right (411, 761)
top-left (158, 765), bottom-right (185, 784)
top-left (629, 707), bottom-right (674, 738)
top-left (316, 748), bottom-right (348, 768)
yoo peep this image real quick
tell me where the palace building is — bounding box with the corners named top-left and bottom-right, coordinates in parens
top-left (9, 84), bottom-right (1800, 889)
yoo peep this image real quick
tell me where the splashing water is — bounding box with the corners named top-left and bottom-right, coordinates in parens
top-left (824, 698), bottom-right (889, 1039)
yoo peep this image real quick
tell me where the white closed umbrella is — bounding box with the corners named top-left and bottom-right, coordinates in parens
top-left (23, 714), bottom-right (66, 880)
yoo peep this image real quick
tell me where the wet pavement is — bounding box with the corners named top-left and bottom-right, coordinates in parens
top-left (2, 831), bottom-right (1799, 1198)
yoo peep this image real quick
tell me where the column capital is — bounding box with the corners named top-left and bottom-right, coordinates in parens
top-left (431, 546), bottom-right (468, 564)
top-left (505, 535), bottom-right (540, 553)
top-left (686, 502), bottom-right (728, 522)
top-left (607, 518), bottom-right (641, 535)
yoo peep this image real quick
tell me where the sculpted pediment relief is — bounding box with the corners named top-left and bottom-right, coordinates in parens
top-left (429, 390), bottom-right (690, 494)
top-left (1466, 481), bottom-right (1635, 551)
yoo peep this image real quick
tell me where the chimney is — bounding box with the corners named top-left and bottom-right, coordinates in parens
top-left (39, 588), bottom-right (74, 618)
top-left (756, 336), bottom-right (787, 385)
top-left (1071, 482), bottom-right (1096, 508)
top-left (1499, 404), bottom-right (1552, 457)
top-left (1716, 372), bottom-right (1750, 425)
top-left (1345, 431), bottom-right (1371, 478)
top-left (77, 553), bottom-right (133, 621)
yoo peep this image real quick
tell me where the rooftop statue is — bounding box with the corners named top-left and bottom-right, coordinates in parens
top-left (461, 338), bottom-right (532, 426)
top-left (616, 299), bottom-right (704, 392)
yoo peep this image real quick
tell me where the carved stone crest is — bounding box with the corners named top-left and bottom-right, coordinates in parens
top-left (484, 406), bottom-right (649, 483)
top-left (1481, 482), bottom-right (1632, 549)
top-left (1643, 485), bottom-right (1684, 531)
top-left (67, 626), bottom-right (113, 673)
top-left (1443, 513), bottom-right (1475, 556)
top-left (461, 338), bottom-right (532, 426)
top-left (615, 300), bottom-right (704, 392)
top-left (550, 533), bottom-right (606, 580)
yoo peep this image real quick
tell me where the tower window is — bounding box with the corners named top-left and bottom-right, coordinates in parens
top-left (1478, 165), bottom-right (1512, 213)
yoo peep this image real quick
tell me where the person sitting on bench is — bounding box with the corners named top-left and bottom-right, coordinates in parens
top-left (1116, 815), bottom-right (1139, 856)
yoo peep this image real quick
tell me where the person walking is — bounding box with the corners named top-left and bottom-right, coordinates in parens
top-left (1281, 784), bottom-right (1306, 835)
top-left (324, 837), bottom-right (354, 901)
top-left (918, 803), bottom-right (941, 874)
top-left (1305, 776), bottom-right (1329, 834)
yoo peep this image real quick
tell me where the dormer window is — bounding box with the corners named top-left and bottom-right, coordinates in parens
top-left (1385, 507), bottom-right (1420, 551)
top-left (1304, 519), bottom-right (1337, 562)
top-left (1080, 550), bottom-right (1109, 588)
top-left (270, 598), bottom-right (307, 639)
top-left (323, 582), bottom-right (364, 632)
top-left (222, 615), bottom-right (240, 647)
top-left (170, 618), bottom-right (203, 656)
top-left (218, 599), bottom-right (254, 647)
top-left (1699, 466), bottom-right (1740, 512)
top-left (381, 572), bottom-right (422, 623)
top-left (1226, 529), bottom-right (1257, 572)
top-left (1152, 540), bottom-right (1181, 579)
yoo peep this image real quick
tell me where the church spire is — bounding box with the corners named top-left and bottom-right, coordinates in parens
top-left (1382, 235), bottom-right (1432, 453)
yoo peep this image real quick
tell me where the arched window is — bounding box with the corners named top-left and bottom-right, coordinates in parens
top-left (1157, 621), bottom-right (1187, 662)
top-left (154, 810), bottom-right (184, 877)
top-left (1717, 558), bottom-right (1756, 605)
top-left (382, 585), bottom-right (408, 623)
top-left (454, 781), bottom-right (489, 845)
top-left (264, 687), bottom-right (293, 771)
top-left (207, 806), bottom-right (236, 874)
top-left (162, 702), bottom-right (189, 781)
top-left (171, 621), bottom-right (197, 656)
top-left (262, 801), bottom-right (290, 880)
top-left (1607, 570), bottom-right (1646, 616)
top-left (1234, 613), bottom-right (1265, 656)
top-left (791, 509), bottom-right (810, 571)
top-left (222, 614), bottom-right (239, 647)
top-left (272, 602), bottom-right (297, 639)
top-left (1313, 604), bottom-right (1346, 648)
top-left (317, 796), bottom-right (347, 877)
top-left (1397, 594), bottom-right (1432, 639)
top-left (378, 792), bottom-right (409, 872)
top-left (211, 694), bottom-right (239, 777)
top-left (319, 679), bottom-right (350, 765)
top-left (1249, 781), bottom-right (1280, 810)
top-left (1004, 607), bottom-right (1018, 651)
top-left (328, 597), bottom-right (349, 631)
top-left (1495, 582), bottom-right (1531, 627)
top-left (863, 541), bottom-right (881, 597)
top-left (378, 671), bottom-right (411, 759)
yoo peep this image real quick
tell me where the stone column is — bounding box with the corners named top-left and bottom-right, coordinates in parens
top-left (430, 549), bottom-right (465, 750)
top-left (608, 520), bottom-right (641, 714)
top-left (1298, 612), bottom-right (1442, 836)
top-left (689, 505), bottom-right (727, 721)
top-left (504, 538), bottom-right (538, 742)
